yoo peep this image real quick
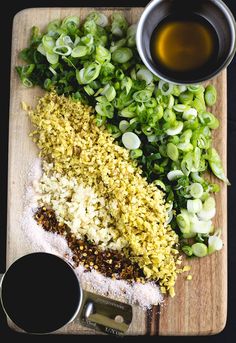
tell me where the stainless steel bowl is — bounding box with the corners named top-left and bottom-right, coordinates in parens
top-left (136, 0), bottom-right (236, 84)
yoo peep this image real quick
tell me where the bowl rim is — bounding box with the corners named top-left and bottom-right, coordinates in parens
top-left (136, 0), bottom-right (236, 84)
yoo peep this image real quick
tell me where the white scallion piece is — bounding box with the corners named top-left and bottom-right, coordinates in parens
top-left (208, 234), bottom-right (223, 254)
top-left (179, 85), bottom-right (187, 93)
top-left (122, 132), bottom-right (141, 150)
top-left (158, 80), bottom-right (174, 96)
top-left (176, 209), bottom-right (190, 233)
top-left (197, 208), bottom-right (216, 220)
top-left (147, 134), bottom-right (158, 143)
top-left (166, 122), bottom-right (183, 136)
top-left (203, 196), bottom-right (216, 211)
top-left (190, 217), bottom-right (212, 234)
top-left (189, 183), bottom-right (204, 199)
top-left (119, 120), bottom-right (130, 133)
top-left (187, 199), bottom-right (202, 213)
top-left (166, 210), bottom-right (173, 225)
top-left (173, 104), bottom-right (188, 112)
top-left (167, 170), bottom-right (184, 181)
top-left (136, 68), bottom-right (153, 85)
top-left (183, 108), bottom-right (198, 120)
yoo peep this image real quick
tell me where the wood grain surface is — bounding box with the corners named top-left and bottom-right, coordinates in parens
top-left (7, 7), bottom-right (227, 336)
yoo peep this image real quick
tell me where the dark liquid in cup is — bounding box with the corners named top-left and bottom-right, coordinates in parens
top-left (150, 14), bottom-right (219, 79)
top-left (1, 253), bottom-right (81, 333)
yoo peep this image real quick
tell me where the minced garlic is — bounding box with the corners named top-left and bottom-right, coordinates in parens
top-left (27, 92), bottom-right (182, 294)
top-left (35, 167), bottom-right (128, 251)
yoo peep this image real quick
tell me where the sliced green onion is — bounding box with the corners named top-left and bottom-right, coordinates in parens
top-left (166, 121), bottom-right (183, 136)
top-left (167, 143), bottom-right (179, 161)
top-left (49, 66), bottom-right (57, 76)
top-left (166, 202), bottom-right (173, 212)
top-left (133, 90), bottom-right (152, 103)
top-left (166, 210), bottom-right (173, 224)
top-left (208, 234), bottom-right (223, 254)
top-left (22, 78), bottom-right (33, 87)
top-left (182, 245), bottom-right (193, 256)
top-left (141, 125), bottom-right (153, 136)
top-left (110, 38), bottom-right (126, 53)
top-left (37, 43), bottom-right (46, 56)
top-left (187, 199), bottom-right (202, 213)
top-left (56, 34), bottom-right (73, 48)
top-left (179, 90), bottom-right (193, 105)
top-left (190, 216), bottom-right (212, 234)
top-left (71, 45), bottom-right (88, 57)
top-left (173, 104), bottom-right (188, 112)
top-left (101, 84), bottom-right (116, 101)
top-left (120, 106), bottom-right (136, 118)
top-left (181, 152), bottom-right (193, 175)
top-left (187, 85), bottom-right (204, 94)
top-left (192, 97), bottom-right (206, 113)
top-left (158, 80), bottom-right (174, 95)
top-left (204, 196), bottom-right (215, 209)
top-left (197, 207), bottom-right (216, 221)
top-left (112, 47), bottom-right (133, 63)
top-left (121, 77), bottom-right (133, 95)
top-left (191, 147), bottom-right (201, 171)
top-left (95, 101), bottom-right (114, 118)
top-left (84, 85), bottom-right (95, 96)
top-left (192, 242), bottom-right (208, 257)
top-left (86, 12), bottom-right (108, 27)
top-left (136, 68), bottom-right (153, 85)
top-left (81, 34), bottom-right (94, 47)
top-left (164, 109), bottom-right (176, 122)
top-left (182, 231), bottom-right (196, 239)
top-left (167, 170), bottom-right (184, 181)
top-left (127, 24), bottom-right (137, 47)
top-left (191, 172), bottom-right (204, 184)
top-left (179, 85), bottom-right (187, 93)
top-left (183, 108), bottom-right (197, 120)
top-left (47, 19), bottom-right (61, 33)
top-left (147, 134), bottom-right (158, 143)
top-left (207, 148), bottom-right (230, 184)
top-left (198, 112), bottom-right (219, 129)
top-left (130, 148), bottom-right (143, 159)
top-left (122, 132), bottom-right (141, 150)
top-left (53, 45), bottom-right (72, 56)
top-left (190, 183), bottom-right (204, 199)
top-left (177, 142), bottom-right (193, 152)
top-left (204, 85), bottom-right (217, 107)
top-left (167, 95), bottom-right (175, 109)
top-left (176, 209), bottom-right (190, 233)
top-left (111, 13), bottom-right (128, 37)
top-left (42, 35), bottom-right (55, 53)
top-left (61, 15), bottom-right (80, 28)
top-left (46, 52), bottom-right (59, 64)
top-left (95, 46), bottom-right (111, 63)
top-left (119, 120), bottom-right (130, 133)
top-left (129, 117), bottom-right (138, 125)
top-left (76, 62), bottom-right (101, 84)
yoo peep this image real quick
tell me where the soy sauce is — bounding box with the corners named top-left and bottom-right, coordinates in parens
top-left (1, 253), bottom-right (81, 333)
top-left (150, 14), bottom-right (219, 77)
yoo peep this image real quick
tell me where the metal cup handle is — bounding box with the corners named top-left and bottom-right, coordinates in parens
top-left (78, 289), bottom-right (133, 335)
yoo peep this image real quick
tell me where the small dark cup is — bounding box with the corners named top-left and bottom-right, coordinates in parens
top-left (136, 0), bottom-right (236, 84)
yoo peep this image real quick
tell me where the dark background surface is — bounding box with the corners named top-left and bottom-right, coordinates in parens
top-left (0, 0), bottom-right (235, 341)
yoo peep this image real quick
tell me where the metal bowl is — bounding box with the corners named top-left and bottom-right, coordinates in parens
top-left (136, 0), bottom-right (236, 84)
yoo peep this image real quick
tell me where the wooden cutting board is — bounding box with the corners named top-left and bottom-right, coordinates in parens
top-left (7, 7), bottom-right (227, 336)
